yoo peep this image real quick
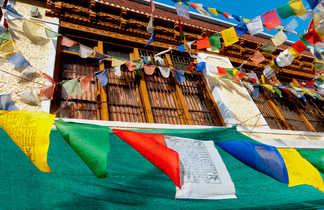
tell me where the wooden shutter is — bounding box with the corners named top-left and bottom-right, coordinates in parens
top-left (303, 102), bottom-right (324, 132)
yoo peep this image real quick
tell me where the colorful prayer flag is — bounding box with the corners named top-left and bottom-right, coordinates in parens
top-left (262, 10), bottom-right (282, 30)
top-left (208, 33), bottom-right (221, 51)
top-left (62, 78), bottom-right (82, 98)
top-left (291, 40), bottom-right (306, 54)
top-left (0, 94), bottom-right (17, 110)
top-left (289, 0), bottom-right (306, 16)
top-left (196, 36), bottom-right (210, 50)
top-left (271, 30), bottom-right (287, 46)
top-left (79, 74), bottom-right (93, 96)
top-left (0, 111), bottom-right (55, 172)
top-left (221, 27), bottom-right (239, 47)
top-left (275, 49), bottom-right (294, 67)
top-left (208, 8), bottom-right (218, 16)
top-left (0, 39), bottom-right (16, 57)
top-left (145, 32), bottom-right (155, 47)
top-left (61, 36), bottom-right (78, 47)
top-left (276, 2), bottom-right (295, 19)
top-left (55, 120), bottom-right (110, 178)
top-left (94, 69), bottom-right (109, 87)
top-left (246, 16), bottom-right (264, 35)
top-left (250, 50), bottom-right (265, 64)
top-left (8, 53), bottom-right (30, 68)
top-left (19, 89), bottom-right (41, 106)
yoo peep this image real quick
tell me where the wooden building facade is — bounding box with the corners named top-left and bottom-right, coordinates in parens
top-left (44, 0), bottom-right (324, 132)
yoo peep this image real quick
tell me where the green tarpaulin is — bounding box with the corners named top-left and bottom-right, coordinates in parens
top-left (0, 127), bottom-right (324, 209)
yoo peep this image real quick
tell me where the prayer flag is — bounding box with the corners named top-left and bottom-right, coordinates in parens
top-left (246, 16), bottom-right (264, 35)
top-left (217, 67), bottom-right (228, 75)
top-left (150, 0), bottom-right (155, 13)
top-left (0, 94), bottom-right (17, 110)
top-left (8, 53), bottom-right (30, 68)
top-left (176, 3), bottom-right (190, 19)
top-left (145, 32), bottom-right (155, 47)
top-left (62, 78), bottom-right (82, 98)
top-left (285, 18), bottom-right (299, 33)
top-left (112, 57), bottom-right (127, 67)
top-left (159, 67), bottom-right (170, 78)
top-left (22, 20), bottom-right (47, 43)
top-left (44, 28), bottom-right (59, 39)
top-left (174, 70), bottom-right (186, 83)
top-left (19, 89), bottom-right (41, 106)
top-left (271, 30), bottom-right (287, 46)
top-left (306, 0), bottom-right (320, 9)
top-left (55, 120), bottom-right (110, 178)
top-left (147, 16), bottom-right (154, 33)
top-left (221, 27), bottom-right (239, 47)
top-left (78, 44), bottom-right (94, 58)
top-left (262, 10), bottom-right (282, 30)
top-left (208, 33), bottom-right (221, 51)
top-left (195, 4), bottom-right (210, 16)
top-left (289, 0), bottom-right (306, 16)
top-left (196, 36), bottom-right (210, 50)
top-left (21, 65), bottom-right (38, 80)
top-left (0, 111), bottom-right (55, 172)
top-left (0, 39), bottom-right (16, 57)
top-left (196, 62), bottom-right (206, 72)
top-left (263, 66), bottom-right (276, 79)
top-left (276, 2), bottom-right (295, 19)
top-left (0, 30), bottom-right (11, 42)
top-left (289, 47), bottom-right (300, 58)
top-left (144, 64), bottom-right (156, 75)
top-left (276, 49), bottom-right (294, 67)
top-left (250, 51), bottom-right (265, 64)
top-left (112, 129), bottom-right (236, 199)
top-left (5, 4), bottom-right (23, 20)
top-left (304, 30), bottom-right (323, 45)
top-left (208, 8), bottom-right (218, 16)
top-left (61, 36), bottom-right (78, 47)
top-left (260, 41), bottom-right (276, 53)
top-left (234, 23), bottom-right (248, 36)
top-left (291, 40), bottom-right (306, 54)
top-left (94, 69), bottom-right (109, 86)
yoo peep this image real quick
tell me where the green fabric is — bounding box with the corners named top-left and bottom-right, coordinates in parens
top-left (260, 42), bottom-right (277, 53)
top-left (45, 28), bottom-right (60, 39)
top-left (0, 30), bottom-right (12, 42)
top-left (276, 3), bottom-right (295, 19)
top-left (62, 78), bottom-right (82, 98)
top-left (55, 120), bottom-right (110, 178)
top-left (208, 33), bottom-right (221, 51)
top-left (274, 87), bottom-right (283, 98)
top-left (1, 126), bottom-right (324, 209)
top-left (300, 35), bottom-right (311, 46)
top-left (298, 149), bottom-right (324, 174)
top-left (315, 62), bottom-right (324, 70)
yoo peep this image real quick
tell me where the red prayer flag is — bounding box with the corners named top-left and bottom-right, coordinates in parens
top-left (112, 129), bottom-right (181, 188)
top-left (190, 2), bottom-right (199, 10)
top-left (150, 0), bottom-right (155, 13)
top-left (217, 67), bottom-right (227, 75)
top-left (291, 40), bottom-right (306, 54)
top-left (80, 74), bottom-right (93, 95)
top-left (196, 36), bottom-right (210, 50)
top-left (61, 36), bottom-right (78, 47)
top-left (262, 9), bottom-right (282, 30)
top-left (304, 30), bottom-right (322, 45)
top-left (222, 12), bottom-right (230, 19)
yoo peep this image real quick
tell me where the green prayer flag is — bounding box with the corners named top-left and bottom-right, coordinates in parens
top-left (276, 3), bottom-right (295, 19)
top-left (274, 87), bottom-right (283, 98)
top-left (208, 33), bottom-right (221, 51)
top-left (315, 77), bottom-right (324, 85)
top-left (315, 62), bottom-right (324, 70)
top-left (300, 35), bottom-right (311, 46)
top-left (0, 30), bottom-right (12, 42)
top-left (260, 42), bottom-right (277, 53)
top-left (298, 149), bottom-right (324, 173)
top-left (55, 120), bottom-right (110, 178)
top-left (45, 28), bottom-right (60, 39)
top-left (62, 78), bottom-right (82, 98)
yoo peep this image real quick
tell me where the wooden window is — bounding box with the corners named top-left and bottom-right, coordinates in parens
top-left (246, 86), bottom-right (324, 132)
top-left (52, 37), bottom-right (224, 126)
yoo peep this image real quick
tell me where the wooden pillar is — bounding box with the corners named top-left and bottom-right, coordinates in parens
top-left (97, 41), bottom-right (109, 120)
top-left (165, 54), bottom-right (193, 125)
top-left (264, 91), bottom-right (291, 130)
top-left (295, 106), bottom-right (316, 132)
top-left (133, 48), bottom-right (154, 123)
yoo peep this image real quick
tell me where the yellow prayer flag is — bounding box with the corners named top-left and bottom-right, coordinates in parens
top-left (269, 60), bottom-right (281, 73)
top-left (112, 58), bottom-right (127, 67)
top-left (278, 148), bottom-right (324, 192)
top-left (23, 20), bottom-right (48, 44)
top-left (208, 8), bottom-right (218, 16)
top-left (243, 18), bottom-right (250, 23)
top-left (289, 47), bottom-right (300, 58)
top-left (221, 27), bottom-right (239, 47)
top-left (289, 0), bottom-right (306, 16)
top-left (261, 75), bottom-right (266, 84)
top-left (0, 40), bottom-right (16, 58)
top-left (261, 84), bottom-right (275, 93)
top-left (0, 111), bottom-right (55, 172)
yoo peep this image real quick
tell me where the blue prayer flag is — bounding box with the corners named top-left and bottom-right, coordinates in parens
top-left (234, 23), bottom-right (248, 37)
top-left (196, 62), bottom-right (206, 72)
top-left (8, 53), bottom-right (30, 68)
top-left (145, 32), bottom-right (155, 47)
top-left (306, 0), bottom-right (320, 9)
top-left (217, 140), bottom-right (289, 184)
top-left (95, 69), bottom-right (109, 86)
top-left (176, 44), bottom-right (186, 53)
top-left (0, 94), bottom-right (17, 110)
top-left (174, 70), bottom-right (186, 83)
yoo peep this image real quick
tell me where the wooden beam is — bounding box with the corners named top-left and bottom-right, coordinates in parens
top-left (264, 91), bottom-right (291, 130)
top-left (133, 48), bottom-right (155, 123)
top-left (295, 106), bottom-right (316, 132)
top-left (97, 41), bottom-right (109, 121)
top-left (165, 54), bottom-right (193, 125)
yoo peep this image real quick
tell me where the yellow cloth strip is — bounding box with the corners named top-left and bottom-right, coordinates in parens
top-left (0, 111), bottom-right (55, 172)
top-left (278, 148), bottom-right (324, 192)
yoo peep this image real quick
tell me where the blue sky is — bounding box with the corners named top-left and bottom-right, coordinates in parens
top-left (154, 0), bottom-right (313, 41)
